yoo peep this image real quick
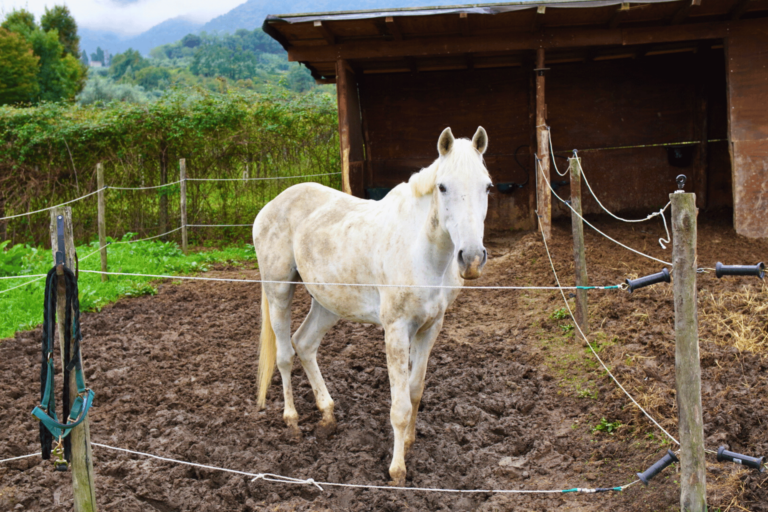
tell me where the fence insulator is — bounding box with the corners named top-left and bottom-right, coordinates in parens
top-left (717, 447), bottom-right (765, 472)
top-left (625, 268), bottom-right (671, 293)
top-left (715, 262), bottom-right (765, 279)
top-left (637, 450), bottom-right (679, 485)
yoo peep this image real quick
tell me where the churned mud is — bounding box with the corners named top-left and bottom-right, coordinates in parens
top-left (1, 211), bottom-right (767, 511)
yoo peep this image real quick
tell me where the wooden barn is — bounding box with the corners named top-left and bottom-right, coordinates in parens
top-left (263, 0), bottom-right (768, 239)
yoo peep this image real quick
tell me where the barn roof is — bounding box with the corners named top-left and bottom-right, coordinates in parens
top-left (263, 0), bottom-right (768, 80)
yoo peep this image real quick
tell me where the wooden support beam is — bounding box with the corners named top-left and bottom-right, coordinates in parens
top-left (670, 192), bottom-right (707, 512)
top-left (313, 21), bottom-right (336, 45)
top-left (671, 0), bottom-right (702, 25)
top-left (96, 163), bottom-right (107, 281)
top-left (287, 22), bottom-right (726, 62)
top-left (535, 48), bottom-right (551, 242)
top-left (569, 156), bottom-right (589, 338)
top-left (532, 5), bottom-right (546, 31)
top-left (50, 208), bottom-right (98, 512)
top-left (730, 0), bottom-right (752, 20)
top-left (608, 2), bottom-right (631, 29)
top-left (459, 12), bottom-right (469, 36)
top-left (335, 59), bottom-right (365, 197)
top-left (385, 16), bottom-right (403, 40)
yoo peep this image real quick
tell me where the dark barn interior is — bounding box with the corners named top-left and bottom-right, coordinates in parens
top-left (264, 0), bottom-right (768, 237)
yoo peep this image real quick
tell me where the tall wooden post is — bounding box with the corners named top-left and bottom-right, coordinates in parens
top-left (535, 48), bottom-right (551, 241)
top-left (159, 150), bottom-right (168, 239)
top-left (569, 156), bottom-right (589, 337)
top-left (671, 192), bottom-right (707, 512)
top-left (50, 208), bottom-right (98, 512)
top-left (96, 164), bottom-right (108, 282)
top-left (335, 59), bottom-right (365, 197)
top-left (179, 159), bottom-right (188, 253)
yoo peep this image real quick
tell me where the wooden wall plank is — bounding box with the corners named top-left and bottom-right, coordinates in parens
top-left (336, 59), bottom-right (366, 197)
top-left (726, 19), bottom-right (768, 238)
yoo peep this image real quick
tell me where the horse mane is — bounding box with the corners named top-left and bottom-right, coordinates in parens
top-left (408, 139), bottom-right (488, 198)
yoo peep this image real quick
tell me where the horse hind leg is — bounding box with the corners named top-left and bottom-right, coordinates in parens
top-left (293, 298), bottom-right (340, 438)
top-left (265, 282), bottom-right (301, 438)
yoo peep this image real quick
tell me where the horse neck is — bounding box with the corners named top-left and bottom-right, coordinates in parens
top-left (415, 190), bottom-right (455, 277)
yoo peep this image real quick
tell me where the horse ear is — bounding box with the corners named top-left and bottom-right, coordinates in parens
top-left (437, 127), bottom-right (454, 156)
top-left (472, 126), bottom-right (488, 154)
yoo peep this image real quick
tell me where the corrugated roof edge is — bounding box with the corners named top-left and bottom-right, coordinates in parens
top-left (264, 0), bottom-right (677, 23)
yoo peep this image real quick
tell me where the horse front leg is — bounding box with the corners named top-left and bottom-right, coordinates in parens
top-left (405, 319), bottom-right (442, 455)
top-left (384, 321), bottom-right (412, 486)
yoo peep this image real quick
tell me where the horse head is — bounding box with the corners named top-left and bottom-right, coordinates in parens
top-left (410, 126), bottom-right (492, 280)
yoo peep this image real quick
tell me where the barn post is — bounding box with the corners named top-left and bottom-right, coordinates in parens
top-left (180, 158), bottom-right (188, 253)
top-left (670, 191), bottom-right (707, 512)
top-left (568, 156), bottom-right (589, 338)
top-left (535, 48), bottom-right (551, 241)
top-left (96, 163), bottom-right (108, 282)
top-left (49, 208), bottom-right (99, 512)
top-left (335, 59), bottom-right (365, 197)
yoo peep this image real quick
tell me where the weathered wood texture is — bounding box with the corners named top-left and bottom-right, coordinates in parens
top-left (50, 208), bottom-right (98, 512)
top-left (336, 59), bottom-right (366, 197)
top-left (180, 159), bottom-right (188, 253)
top-left (569, 157), bottom-right (589, 338)
top-left (96, 164), bottom-right (107, 282)
top-left (536, 49), bottom-right (552, 242)
top-left (671, 192), bottom-right (707, 512)
top-left (725, 19), bottom-right (768, 238)
top-left (358, 67), bottom-right (533, 230)
top-left (357, 48), bottom-right (730, 229)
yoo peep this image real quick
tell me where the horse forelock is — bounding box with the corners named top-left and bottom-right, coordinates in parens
top-left (409, 139), bottom-right (489, 198)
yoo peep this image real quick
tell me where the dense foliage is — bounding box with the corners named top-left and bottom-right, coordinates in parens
top-left (0, 7), bottom-right (86, 105)
top-left (0, 88), bottom-right (340, 246)
top-left (76, 28), bottom-right (316, 105)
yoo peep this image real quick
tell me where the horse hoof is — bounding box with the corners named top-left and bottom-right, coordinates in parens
top-left (315, 418), bottom-right (337, 440)
top-left (388, 477), bottom-right (406, 487)
top-left (282, 423), bottom-right (301, 441)
top-left (388, 468), bottom-right (406, 487)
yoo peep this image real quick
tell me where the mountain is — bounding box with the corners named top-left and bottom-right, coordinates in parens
top-left (201, 0), bottom-right (451, 34)
top-left (80, 0), bottom-right (454, 57)
top-left (80, 17), bottom-right (202, 57)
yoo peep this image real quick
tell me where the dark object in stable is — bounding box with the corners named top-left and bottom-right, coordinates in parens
top-left (637, 450), bottom-right (679, 485)
top-left (666, 145), bottom-right (695, 168)
top-left (717, 447), bottom-right (765, 472)
top-left (365, 187), bottom-right (392, 201)
top-left (715, 262), bottom-right (765, 279)
top-left (497, 182), bottom-right (524, 193)
top-left (550, 180), bottom-right (569, 192)
top-left (625, 268), bottom-right (671, 293)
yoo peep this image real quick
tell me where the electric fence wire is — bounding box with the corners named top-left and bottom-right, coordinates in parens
top-left (546, 128), bottom-right (673, 249)
top-left (186, 172), bottom-right (342, 182)
top-left (536, 158), bottom-right (673, 266)
top-left (0, 188), bottom-right (106, 222)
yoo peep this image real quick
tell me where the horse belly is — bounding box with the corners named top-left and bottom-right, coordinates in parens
top-left (304, 284), bottom-right (382, 325)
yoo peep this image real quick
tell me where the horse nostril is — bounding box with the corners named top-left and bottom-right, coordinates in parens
top-left (482, 249), bottom-right (487, 263)
top-left (458, 250), bottom-right (464, 265)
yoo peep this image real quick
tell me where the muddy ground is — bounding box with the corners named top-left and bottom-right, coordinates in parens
top-left (1, 211), bottom-right (767, 511)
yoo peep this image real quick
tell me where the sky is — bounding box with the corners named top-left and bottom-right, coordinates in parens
top-left (0, 0), bottom-right (246, 35)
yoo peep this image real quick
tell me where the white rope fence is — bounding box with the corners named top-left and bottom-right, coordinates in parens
top-left (186, 172), bottom-right (341, 182)
top-left (0, 444), bottom-right (641, 495)
top-left (0, 188), bottom-right (106, 222)
top-left (537, 159), bottom-right (673, 267)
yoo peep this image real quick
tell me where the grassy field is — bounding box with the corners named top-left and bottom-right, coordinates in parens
top-left (0, 235), bottom-right (257, 339)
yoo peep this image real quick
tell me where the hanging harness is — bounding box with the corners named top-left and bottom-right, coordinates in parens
top-left (31, 231), bottom-right (94, 470)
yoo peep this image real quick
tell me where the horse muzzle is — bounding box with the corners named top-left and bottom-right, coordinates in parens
top-left (458, 247), bottom-right (487, 280)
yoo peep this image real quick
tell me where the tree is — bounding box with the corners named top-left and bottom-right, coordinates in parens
top-left (181, 33), bottom-right (201, 48)
top-left (91, 46), bottom-right (104, 64)
top-left (80, 50), bottom-right (89, 67)
top-left (110, 49), bottom-right (148, 81)
top-left (29, 28), bottom-right (83, 102)
top-left (0, 28), bottom-right (40, 104)
top-left (41, 5), bottom-right (79, 58)
top-left (1, 9), bottom-right (36, 34)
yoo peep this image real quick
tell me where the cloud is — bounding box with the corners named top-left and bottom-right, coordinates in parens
top-left (0, 0), bottom-right (246, 35)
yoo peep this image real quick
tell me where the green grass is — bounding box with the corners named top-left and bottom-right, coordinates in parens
top-left (0, 235), bottom-right (256, 339)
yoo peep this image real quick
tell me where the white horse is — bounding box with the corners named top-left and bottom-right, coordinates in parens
top-left (253, 126), bottom-right (491, 485)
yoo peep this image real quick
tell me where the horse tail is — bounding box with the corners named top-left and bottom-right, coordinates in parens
top-left (257, 286), bottom-right (276, 410)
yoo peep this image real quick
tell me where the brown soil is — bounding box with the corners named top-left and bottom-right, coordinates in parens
top-left (1, 211), bottom-right (767, 512)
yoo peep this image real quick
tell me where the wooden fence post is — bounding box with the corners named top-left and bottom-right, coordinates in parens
top-left (50, 208), bottom-right (98, 512)
top-left (535, 48), bottom-right (551, 242)
top-left (568, 156), bottom-right (589, 338)
top-left (670, 191), bottom-right (707, 512)
top-left (180, 159), bottom-right (188, 253)
top-left (96, 163), bottom-right (107, 282)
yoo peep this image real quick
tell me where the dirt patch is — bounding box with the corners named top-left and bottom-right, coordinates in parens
top-left (1, 212), bottom-right (767, 511)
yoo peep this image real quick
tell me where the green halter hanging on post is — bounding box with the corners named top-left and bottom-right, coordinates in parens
top-left (31, 257), bottom-right (95, 470)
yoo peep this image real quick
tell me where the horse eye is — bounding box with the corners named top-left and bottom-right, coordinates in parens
top-left (438, 184), bottom-right (447, 193)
